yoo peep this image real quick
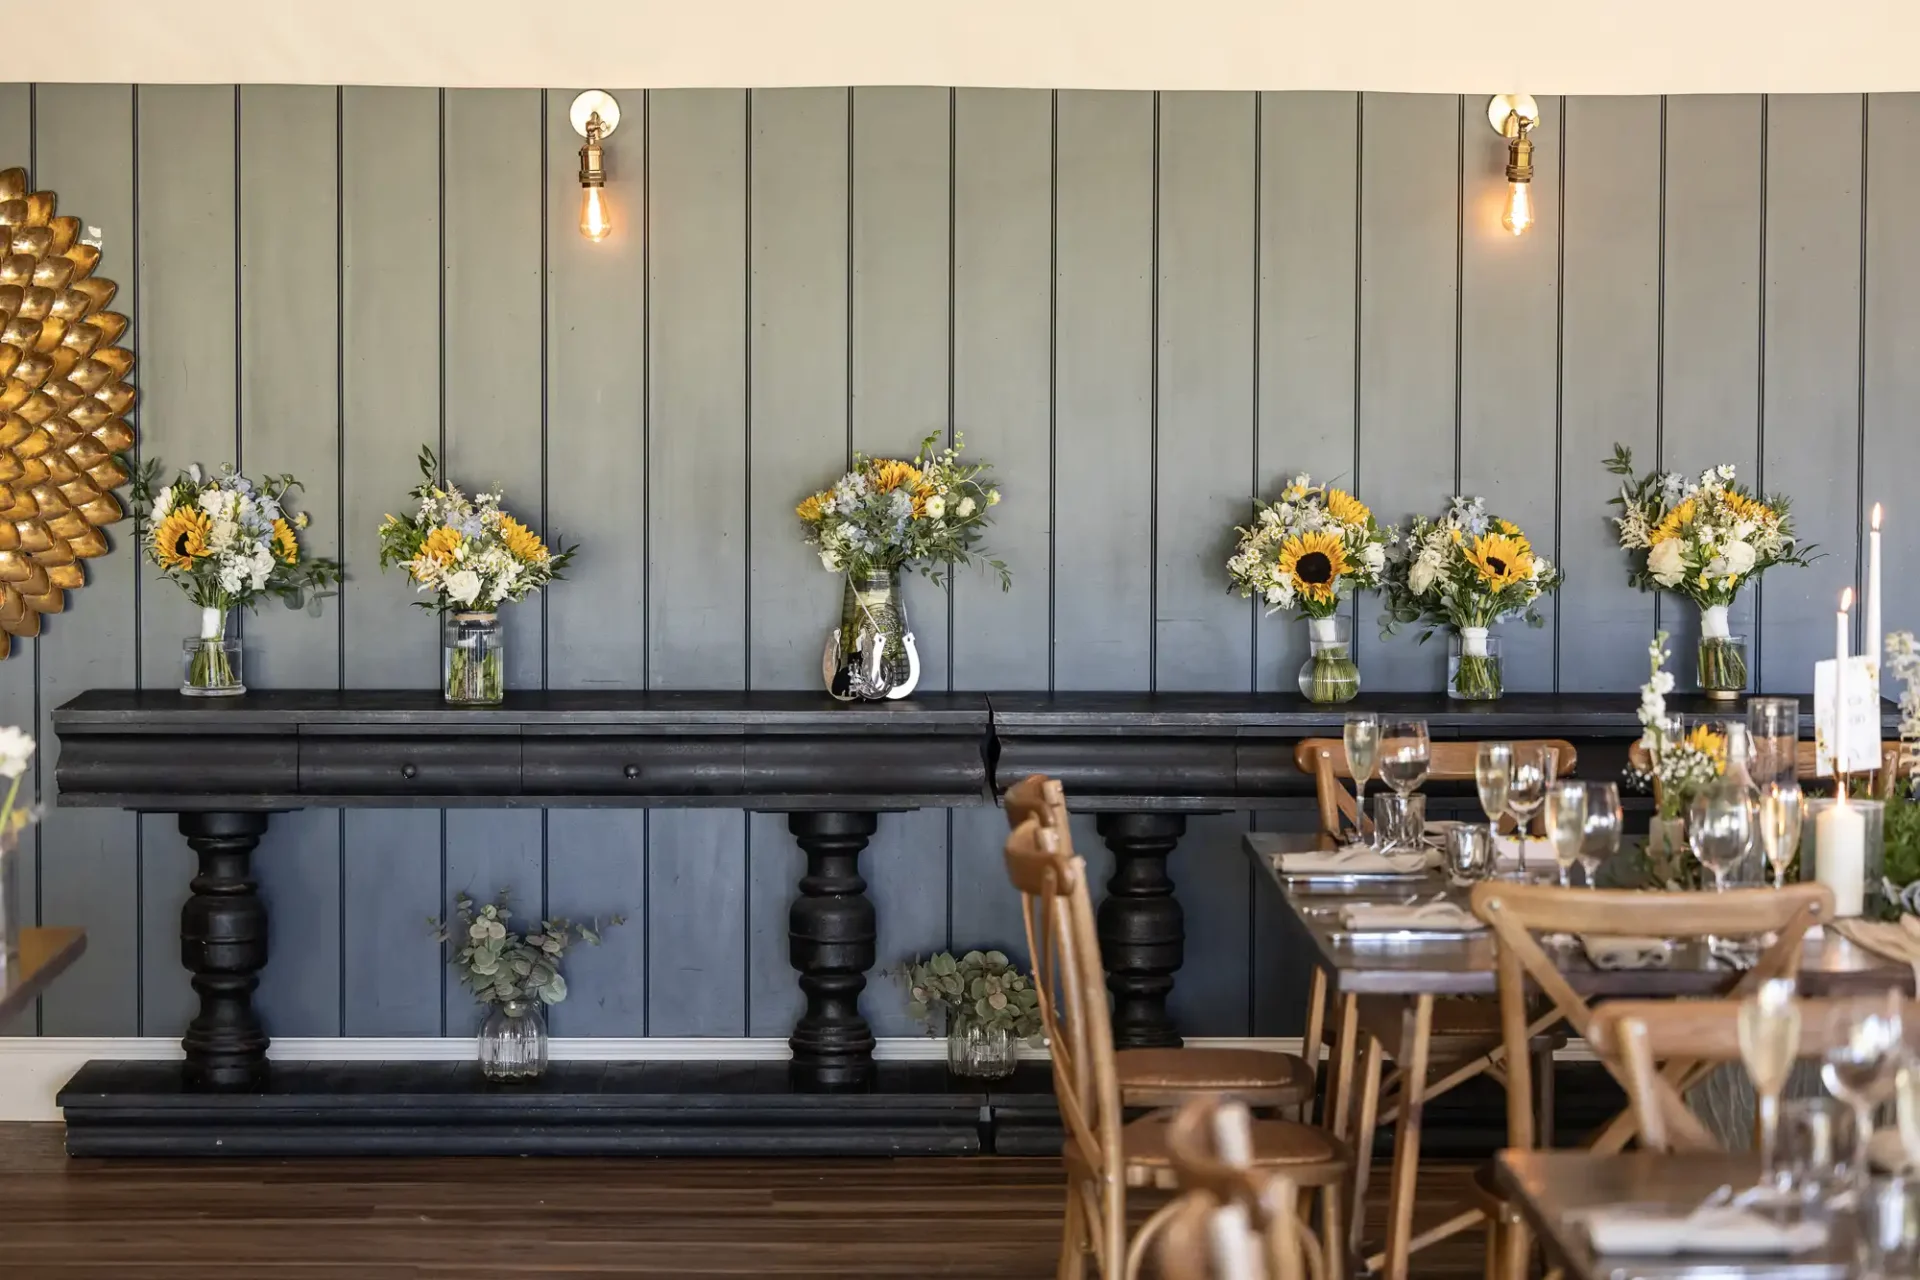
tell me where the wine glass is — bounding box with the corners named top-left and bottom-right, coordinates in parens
top-left (1543, 781), bottom-right (1588, 890)
top-left (1822, 990), bottom-right (1906, 1193)
top-left (1757, 780), bottom-right (1805, 889)
top-left (1689, 778), bottom-right (1754, 894)
top-left (1506, 744), bottom-right (1556, 840)
top-left (1476, 742), bottom-right (1513, 828)
top-left (1344, 712), bottom-right (1380, 844)
top-left (1740, 977), bottom-right (1802, 1195)
top-left (1578, 781), bottom-right (1622, 888)
top-left (1379, 720), bottom-right (1431, 797)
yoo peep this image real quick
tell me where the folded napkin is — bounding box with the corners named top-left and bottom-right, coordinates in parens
top-left (1277, 846), bottom-right (1434, 875)
top-left (1339, 901), bottom-right (1484, 932)
top-left (1581, 936), bottom-right (1676, 970)
top-left (1492, 834), bottom-right (1559, 867)
top-left (1579, 1203), bottom-right (1827, 1257)
top-left (1832, 916), bottom-right (1920, 990)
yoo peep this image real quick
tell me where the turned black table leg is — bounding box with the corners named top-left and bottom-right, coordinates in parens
top-left (1094, 812), bottom-right (1188, 1049)
top-left (178, 812), bottom-right (271, 1090)
top-left (786, 811), bottom-right (879, 1089)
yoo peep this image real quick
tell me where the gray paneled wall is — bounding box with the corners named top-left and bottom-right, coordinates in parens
top-left (1, 87), bottom-right (1913, 1042)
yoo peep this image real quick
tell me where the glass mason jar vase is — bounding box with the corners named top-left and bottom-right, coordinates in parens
top-left (181, 607), bottom-right (244, 697)
top-left (0, 818), bottom-right (32, 975)
top-left (1698, 605), bottom-right (1748, 701)
top-left (1298, 615), bottom-right (1360, 704)
top-left (946, 1019), bottom-right (1017, 1080)
top-left (478, 998), bottom-right (548, 1081)
top-left (824, 570), bottom-right (920, 701)
top-left (1448, 628), bottom-right (1502, 701)
top-left (444, 612), bottom-right (504, 705)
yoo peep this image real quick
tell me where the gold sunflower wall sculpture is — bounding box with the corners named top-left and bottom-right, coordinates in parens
top-left (0, 167), bottom-right (136, 658)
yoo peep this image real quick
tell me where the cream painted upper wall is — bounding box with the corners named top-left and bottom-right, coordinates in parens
top-left (29, 0), bottom-right (1920, 92)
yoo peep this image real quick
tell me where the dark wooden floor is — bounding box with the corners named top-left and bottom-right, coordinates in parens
top-left (0, 1123), bottom-right (1487, 1277)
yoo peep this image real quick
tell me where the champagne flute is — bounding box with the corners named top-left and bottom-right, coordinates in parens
top-left (1740, 977), bottom-right (1802, 1195)
top-left (1757, 780), bottom-right (1805, 889)
top-left (1476, 742), bottom-right (1513, 828)
top-left (1688, 778), bottom-right (1753, 895)
top-left (1506, 744), bottom-right (1555, 841)
top-left (1344, 712), bottom-right (1380, 845)
top-left (1543, 781), bottom-right (1588, 890)
top-left (1379, 720), bottom-right (1431, 797)
top-left (1822, 990), bottom-right (1905, 1194)
top-left (1578, 781), bottom-right (1622, 888)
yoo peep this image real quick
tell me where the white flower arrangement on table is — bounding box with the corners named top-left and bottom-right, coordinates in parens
top-left (1888, 631), bottom-right (1920, 782)
top-left (1380, 496), bottom-right (1563, 699)
top-left (794, 432), bottom-right (1007, 589)
top-left (1604, 444), bottom-right (1815, 692)
top-left (377, 447), bottom-right (575, 613)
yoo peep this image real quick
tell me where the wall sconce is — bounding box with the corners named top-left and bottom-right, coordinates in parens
top-left (570, 90), bottom-right (621, 243)
top-left (1487, 94), bottom-right (1539, 236)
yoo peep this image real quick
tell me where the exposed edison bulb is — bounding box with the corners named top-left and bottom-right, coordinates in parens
top-left (1502, 181), bottom-right (1534, 237)
top-left (580, 185), bottom-right (611, 242)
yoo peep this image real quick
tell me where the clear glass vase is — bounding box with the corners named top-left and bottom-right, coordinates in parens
top-left (478, 998), bottom-right (548, 1081)
top-left (946, 1019), bottom-right (1017, 1080)
top-left (0, 818), bottom-right (33, 976)
top-left (444, 612), bottom-right (505, 706)
top-left (825, 570), bottom-right (920, 701)
top-left (1698, 605), bottom-right (1748, 700)
top-left (1448, 628), bottom-right (1502, 701)
top-left (181, 608), bottom-right (244, 696)
top-left (1297, 615), bottom-right (1360, 704)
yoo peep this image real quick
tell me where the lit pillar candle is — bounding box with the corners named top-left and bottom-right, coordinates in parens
top-left (1819, 587), bottom-right (1866, 915)
top-left (1868, 503), bottom-right (1883, 693)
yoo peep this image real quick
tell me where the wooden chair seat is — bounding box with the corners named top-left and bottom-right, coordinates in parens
top-left (1065, 1111), bottom-right (1352, 1193)
top-left (1117, 1046), bottom-right (1316, 1108)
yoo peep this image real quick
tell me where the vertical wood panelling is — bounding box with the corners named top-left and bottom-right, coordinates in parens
top-left (850, 88), bottom-right (953, 1022)
top-left (645, 89), bottom-right (749, 1036)
top-left (29, 85), bottom-right (140, 1036)
top-left (1052, 91), bottom-right (1154, 691)
top-left (239, 85), bottom-right (343, 1036)
top-left (1253, 91), bottom-right (1359, 691)
top-left (338, 87), bottom-right (444, 1036)
top-left (1163, 812), bottom-right (1251, 1035)
top-left (439, 89), bottom-right (546, 1036)
top-left (1864, 95), bottom-right (1920, 648)
top-left (1460, 98), bottom-right (1561, 692)
top-left (0, 84), bottom-right (33, 1034)
top-left (1557, 97), bottom-right (1663, 692)
top-left (743, 89), bottom-right (848, 1034)
top-left (1356, 94), bottom-right (1460, 691)
top-left (543, 811), bottom-right (646, 1037)
top-left (1660, 96), bottom-right (1763, 667)
top-left (1154, 92), bottom-right (1256, 692)
top-left (135, 85), bottom-right (238, 1037)
top-left (1760, 95), bottom-right (1863, 689)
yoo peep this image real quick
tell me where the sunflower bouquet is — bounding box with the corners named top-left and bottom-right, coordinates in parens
top-left (131, 462), bottom-right (341, 695)
top-left (1226, 473), bottom-right (1387, 702)
top-left (378, 447), bottom-right (574, 704)
top-left (1605, 444), bottom-right (1813, 696)
top-left (1381, 496), bottom-right (1562, 700)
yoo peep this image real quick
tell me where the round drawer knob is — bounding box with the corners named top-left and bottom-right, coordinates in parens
top-left (400, 763), bottom-right (419, 780)
top-left (623, 764), bottom-right (641, 779)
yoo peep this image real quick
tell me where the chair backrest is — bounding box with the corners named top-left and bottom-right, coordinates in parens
top-left (1468, 880), bottom-right (1833, 1153)
top-left (1292, 738), bottom-right (1579, 839)
top-left (1003, 812), bottom-right (1126, 1270)
top-left (1627, 738), bottom-right (1900, 801)
top-left (1004, 772), bottom-right (1070, 834)
top-left (1162, 1096), bottom-right (1307, 1280)
top-left (1587, 994), bottom-right (1920, 1152)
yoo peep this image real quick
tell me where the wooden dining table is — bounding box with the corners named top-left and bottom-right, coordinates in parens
top-left (1246, 831), bottom-right (1912, 1280)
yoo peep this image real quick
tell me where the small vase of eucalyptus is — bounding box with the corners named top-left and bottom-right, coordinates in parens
top-left (897, 949), bottom-right (1042, 1081)
top-left (433, 891), bottom-right (622, 1082)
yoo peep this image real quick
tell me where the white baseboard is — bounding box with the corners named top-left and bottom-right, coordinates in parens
top-left (0, 1033), bottom-right (1593, 1124)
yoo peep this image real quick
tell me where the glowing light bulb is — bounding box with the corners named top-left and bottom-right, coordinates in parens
top-left (580, 185), bottom-right (611, 242)
top-left (1502, 181), bottom-right (1533, 236)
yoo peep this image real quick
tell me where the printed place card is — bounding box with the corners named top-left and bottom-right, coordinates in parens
top-left (1813, 655), bottom-right (1882, 776)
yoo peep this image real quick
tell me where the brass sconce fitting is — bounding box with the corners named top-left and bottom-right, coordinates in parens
top-left (1487, 94), bottom-right (1540, 237)
top-left (570, 91), bottom-right (621, 243)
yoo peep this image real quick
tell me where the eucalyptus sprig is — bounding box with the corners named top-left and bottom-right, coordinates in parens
top-left (430, 891), bottom-right (623, 1007)
top-left (892, 949), bottom-right (1043, 1039)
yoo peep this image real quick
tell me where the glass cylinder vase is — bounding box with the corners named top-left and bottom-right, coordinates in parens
top-left (1297, 615), bottom-right (1360, 704)
top-left (1448, 628), bottom-right (1502, 701)
top-left (0, 820), bottom-right (30, 975)
top-left (478, 998), bottom-right (549, 1081)
top-left (1698, 605), bottom-right (1748, 701)
top-left (180, 607), bottom-right (244, 697)
top-left (825, 570), bottom-right (919, 701)
top-left (1800, 797), bottom-right (1885, 919)
top-left (946, 1019), bottom-right (1017, 1080)
top-left (444, 612), bottom-right (505, 706)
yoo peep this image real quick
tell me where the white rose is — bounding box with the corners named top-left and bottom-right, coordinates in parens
top-left (152, 486), bottom-right (176, 520)
top-left (1361, 543), bottom-right (1385, 572)
top-left (445, 569), bottom-right (482, 607)
top-left (0, 726), bottom-right (35, 780)
top-left (1408, 558), bottom-right (1437, 595)
top-left (1647, 539), bottom-right (1687, 587)
top-left (819, 550), bottom-right (840, 573)
top-left (1719, 540), bottom-right (1756, 576)
top-left (956, 496), bottom-right (976, 518)
top-left (924, 495), bottom-right (946, 520)
top-left (1265, 586), bottom-right (1285, 606)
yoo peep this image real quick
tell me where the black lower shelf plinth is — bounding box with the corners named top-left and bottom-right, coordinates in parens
top-left (58, 1059), bottom-right (991, 1158)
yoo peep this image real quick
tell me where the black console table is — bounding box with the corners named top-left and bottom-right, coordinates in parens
top-left (50, 688), bottom-right (1877, 1156)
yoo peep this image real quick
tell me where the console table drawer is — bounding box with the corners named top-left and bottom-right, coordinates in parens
top-left (522, 737), bottom-right (739, 796)
top-left (299, 737), bottom-right (521, 797)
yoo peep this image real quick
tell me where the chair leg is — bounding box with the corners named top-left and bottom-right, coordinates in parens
top-left (1482, 1214), bottom-right (1501, 1280)
top-left (1533, 1039), bottom-right (1556, 1150)
top-left (1382, 994), bottom-right (1434, 1280)
top-left (1319, 1183), bottom-right (1347, 1280)
top-left (1058, 1180), bottom-right (1089, 1280)
top-left (1123, 1196), bottom-right (1187, 1280)
top-left (1498, 1208), bottom-right (1530, 1280)
top-left (1347, 1035), bottom-right (1384, 1259)
top-left (1303, 966), bottom-right (1330, 1122)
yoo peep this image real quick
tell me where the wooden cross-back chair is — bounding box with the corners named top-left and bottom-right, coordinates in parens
top-left (1588, 994), bottom-right (1920, 1153)
top-left (1292, 737), bottom-right (1580, 843)
top-left (1470, 880), bottom-right (1834, 1280)
top-left (1004, 775), bottom-right (1316, 1112)
top-left (1627, 737), bottom-right (1903, 804)
top-left (1003, 815), bottom-right (1351, 1279)
top-left (1157, 1096), bottom-right (1315, 1280)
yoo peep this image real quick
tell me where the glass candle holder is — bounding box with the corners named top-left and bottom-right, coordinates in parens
top-left (1800, 797), bottom-right (1885, 919)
